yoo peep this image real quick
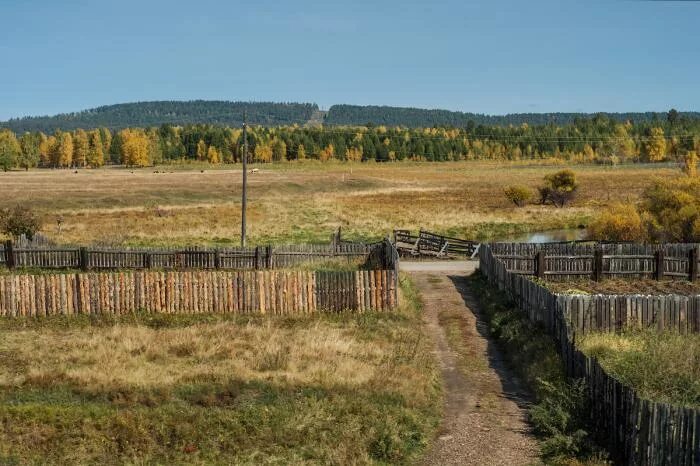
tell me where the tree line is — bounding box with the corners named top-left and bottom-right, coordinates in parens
top-left (324, 104), bottom-right (700, 128)
top-left (1, 111), bottom-right (700, 169)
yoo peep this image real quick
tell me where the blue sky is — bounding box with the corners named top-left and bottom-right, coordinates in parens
top-left (1, 0), bottom-right (699, 120)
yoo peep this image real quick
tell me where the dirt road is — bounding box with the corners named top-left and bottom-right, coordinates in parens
top-left (404, 262), bottom-right (539, 465)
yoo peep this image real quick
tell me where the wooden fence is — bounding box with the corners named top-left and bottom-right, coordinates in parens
top-left (491, 242), bottom-right (700, 281)
top-left (393, 229), bottom-right (479, 258)
top-left (1, 240), bottom-right (388, 271)
top-left (480, 245), bottom-right (700, 465)
top-left (0, 269), bottom-right (397, 317)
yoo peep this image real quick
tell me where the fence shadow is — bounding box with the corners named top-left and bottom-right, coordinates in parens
top-left (445, 274), bottom-right (535, 415)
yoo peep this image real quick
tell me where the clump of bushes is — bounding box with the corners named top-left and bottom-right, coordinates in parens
top-left (504, 185), bottom-right (532, 207)
top-left (539, 169), bottom-right (578, 207)
top-left (591, 176), bottom-right (700, 242)
top-left (0, 205), bottom-right (42, 240)
top-left (588, 204), bottom-right (646, 242)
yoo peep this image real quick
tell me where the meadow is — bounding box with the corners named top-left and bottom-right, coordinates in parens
top-left (0, 277), bottom-right (441, 464)
top-left (0, 161), bottom-right (679, 247)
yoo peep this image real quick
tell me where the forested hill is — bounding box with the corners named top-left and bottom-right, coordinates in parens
top-left (324, 104), bottom-right (700, 127)
top-left (1, 101), bottom-right (319, 133)
top-left (5, 100), bottom-right (700, 133)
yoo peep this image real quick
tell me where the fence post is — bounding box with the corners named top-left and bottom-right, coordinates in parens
top-left (266, 245), bottom-right (272, 269)
top-left (79, 247), bottom-right (89, 271)
top-left (255, 246), bottom-right (260, 270)
top-left (655, 250), bottom-right (664, 281)
top-left (593, 247), bottom-right (603, 282)
top-left (535, 251), bottom-right (546, 279)
top-left (144, 252), bottom-right (152, 269)
top-left (4, 240), bottom-right (14, 269)
top-left (214, 248), bottom-right (221, 269)
top-left (690, 247), bottom-right (699, 281)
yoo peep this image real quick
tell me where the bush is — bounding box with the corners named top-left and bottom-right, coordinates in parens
top-left (0, 205), bottom-right (42, 240)
top-left (504, 185), bottom-right (532, 207)
top-left (641, 177), bottom-right (700, 242)
top-left (589, 204), bottom-right (647, 242)
top-left (540, 169), bottom-right (578, 207)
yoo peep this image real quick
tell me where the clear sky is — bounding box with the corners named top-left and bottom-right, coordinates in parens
top-left (1, 0), bottom-right (699, 120)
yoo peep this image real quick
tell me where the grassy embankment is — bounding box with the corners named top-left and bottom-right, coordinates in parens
top-left (467, 272), bottom-right (608, 465)
top-left (0, 161), bottom-right (678, 247)
top-left (0, 276), bottom-right (441, 465)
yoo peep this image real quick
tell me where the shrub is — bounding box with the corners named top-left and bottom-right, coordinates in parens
top-left (540, 169), bottom-right (578, 207)
top-left (641, 177), bottom-right (700, 242)
top-left (589, 204), bottom-right (647, 242)
top-left (684, 151), bottom-right (698, 177)
top-left (0, 205), bottom-right (42, 240)
top-left (504, 185), bottom-right (532, 207)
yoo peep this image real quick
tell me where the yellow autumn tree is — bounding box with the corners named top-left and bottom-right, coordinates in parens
top-left (582, 144), bottom-right (595, 161)
top-left (120, 129), bottom-right (151, 167)
top-left (87, 130), bottom-right (104, 167)
top-left (254, 142), bottom-right (272, 162)
top-left (346, 146), bottom-right (363, 162)
top-left (51, 131), bottom-right (73, 167)
top-left (207, 145), bottom-right (220, 164)
top-left (100, 128), bottom-right (112, 154)
top-left (73, 129), bottom-right (89, 167)
top-left (271, 138), bottom-right (287, 162)
top-left (643, 127), bottom-right (667, 162)
top-left (319, 144), bottom-right (335, 161)
top-left (684, 151), bottom-right (698, 177)
top-left (296, 144), bottom-right (306, 160)
top-left (38, 133), bottom-right (52, 167)
top-left (196, 140), bottom-right (207, 161)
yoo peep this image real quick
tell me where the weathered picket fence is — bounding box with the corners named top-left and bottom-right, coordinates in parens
top-left (480, 244), bottom-right (700, 465)
top-left (491, 242), bottom-right (700, 281)
top-left (0, 268), bottom-right (397, 317)
top-left (0, 240), bottom-right (386, 271)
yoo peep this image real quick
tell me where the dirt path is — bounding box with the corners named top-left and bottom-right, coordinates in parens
top-left (411, 269), bottom-right (540, 466)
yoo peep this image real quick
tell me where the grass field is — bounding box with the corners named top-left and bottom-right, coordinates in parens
top-left (0, 276), bottom-right (441, 464)
top-left (578, 330), bottom-right (700, 408)
top-left (0, 161), bottom-right (680, 247)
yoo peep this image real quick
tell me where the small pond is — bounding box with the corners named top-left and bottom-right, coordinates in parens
top-left (495, 228), bottom-right (589, 243)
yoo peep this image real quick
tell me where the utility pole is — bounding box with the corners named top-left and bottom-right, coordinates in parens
top-left (241, 112), bottom-right (248, 247)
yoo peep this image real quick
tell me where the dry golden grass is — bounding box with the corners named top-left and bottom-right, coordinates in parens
top-left (0, 277), bottom-right (442, 464)
top-left (1, 320), bottom-right (391, 392)
top-left (0, 161), bottom-right (679, 246)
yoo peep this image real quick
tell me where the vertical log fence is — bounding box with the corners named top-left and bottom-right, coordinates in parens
top-left (480, 244), bottom-right (700, 465)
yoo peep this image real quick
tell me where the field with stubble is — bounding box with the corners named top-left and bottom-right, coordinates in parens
top-left (0, 161), bottom-right (678, 247)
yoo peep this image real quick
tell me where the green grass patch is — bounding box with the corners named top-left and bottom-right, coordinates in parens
top-left (577, 330), bottom-right (700, 408)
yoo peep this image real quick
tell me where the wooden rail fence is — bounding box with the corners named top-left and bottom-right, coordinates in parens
top-left (393, 229), bottom-right (479, 258)
top-left (0, 269), bottom-right (397, 317)
top-left (0, 240), bottom-right (392, 271)
top-left (491, 242), bottom-right (700, 281)
top-left (480, 245), bottom-right (700, 465)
